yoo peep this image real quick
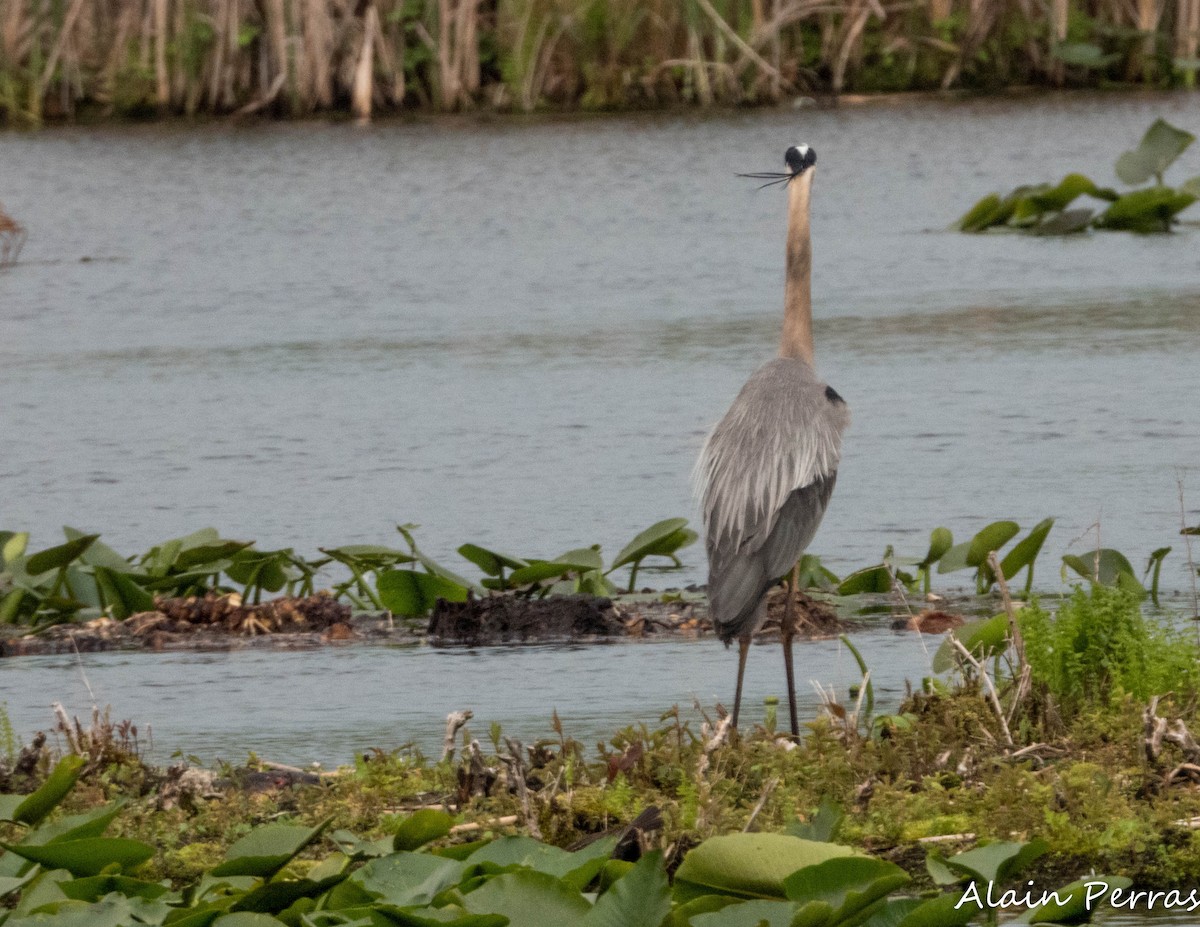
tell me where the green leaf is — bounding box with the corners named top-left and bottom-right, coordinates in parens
top-left (465, 835), bottom-right (617, 890)
top-left (956, 194), bottom-right (1008, 231)
top-left (5, 895), bottom-right (141, 927)
top-left (938, 839), bottom-right (1047, 884)
top-left (226, 550), bottom-right (293, 593)
top-left (507, 550), bottom-right (606, 587)
top-left (26, 535), bottom-right (98, 576)
top-left (232, 876), bottom-right (344, 914)
top-left (0, 794), bottom-right (23, 822)
top-left (94, 566), bottom-right (156, 620)
top-left (836, 565), bottom-right (892, 596)
top-left (786, 797), bottom-right (844, 843)
top-left (673, 834), bottom-right (857, 902)
top-left (212, 915), bottom-right (289, 927)
top-left (932, 614), bottom-right (1010, 673)
top-left (1026, 174), bottom-right (1100, 212)
top-left (611, 518), bottom-right (694, 570)
top-left (1015, 875), bottom-right (1132, 923)
top-left (1116, 118), bottom-right (1196, 185)
top-left (395, 526), bottom-right (479, 592)
top-left (1028, 208), bottom-right (1094, 235)
top-left (392, 809), bottom-right (454, 851)
top-left (0, 869), bottom-right (38, 897)
top-left (321, 545), bottom-right (417, 568)
top-left (936, 541), bottom-right (971, 575)
top-left (461, 869), bottom-right (591, 926)
top-left (210, 819), bottom-right (330, 878)
top-left (1096, 186), bottom-right (1197, 232)
top-left (1062, 549), bottom-right (1140, 587)
top-left (998, 518), bottom-right (1054, 586)
top-left (376, 907), bottom-right (508, 926)
top-left (1, 588), bottom-right (29, 624)
top-left (794, 554), bottom-right (839, 592)
top-left (27, 800), bottom-right (125, 846)
top-left (342, 852), bottom-right (467, 907)
top-left (919, 529), bottom-right (953, 569)
top-left (867, 893), bottom-right (976, 927)
top-left (2, 531), bottom-right (29, 566)
top-left (783, 856), bottom-right (910, 926)
top-left (690, 899), bottom-right (799, 926)
top-left (60, 874), bottom-right (172, 901)
top-left (63, 528), bottom-right (133, 572)
top-left (966, 521), bottom-right (1019, 567)
top-left (457, 544), bottom-right (528, 577)
top-left (9, 756), bottom-right (86, 826)
top-left (0, 837), bottom-right (154, 876)
top-left (376, 570), bottom-right (468, 617)
top-left (1182, 176), bottom-right (1200, 198)
top-left (584, 851), bottom-right (671, 927)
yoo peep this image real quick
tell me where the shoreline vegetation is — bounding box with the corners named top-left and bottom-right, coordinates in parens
top-left (5, 518), bottom-right (1200, 914)
top-left (1, 0), bottom-right (1199, 126)
top-left (5, 583), bottom-right (1200, 915)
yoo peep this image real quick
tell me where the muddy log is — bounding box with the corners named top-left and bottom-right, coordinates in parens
top-left (428, 594), bottom-right (626, 644)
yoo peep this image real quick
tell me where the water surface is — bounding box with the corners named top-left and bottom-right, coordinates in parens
top-left (2, 94), bottom-right (1200, 757)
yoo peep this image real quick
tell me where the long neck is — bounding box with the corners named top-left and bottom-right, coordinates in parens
top-left (779, 169), bottom-right (815, 365)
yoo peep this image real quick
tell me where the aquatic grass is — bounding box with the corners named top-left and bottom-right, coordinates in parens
top-left (1018, 584), bottom-right (1200, 711)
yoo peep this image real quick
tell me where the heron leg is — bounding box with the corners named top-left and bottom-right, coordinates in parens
top-left (731, 633), bottom-right (751, 730)
top-left (782, 564), bottom-right (801, 739)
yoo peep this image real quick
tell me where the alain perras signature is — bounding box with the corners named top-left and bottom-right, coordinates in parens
top-left (956, 881), bottom-right (1200, 913)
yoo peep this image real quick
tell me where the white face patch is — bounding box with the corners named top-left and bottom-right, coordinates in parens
top-left (794, 144), bottom-right (809, 155)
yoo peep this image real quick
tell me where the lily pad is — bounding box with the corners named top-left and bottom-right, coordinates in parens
top-left (1116, 118), bottom-right (1195, 185)
top-left (673, 834), bottom-right (857, 902)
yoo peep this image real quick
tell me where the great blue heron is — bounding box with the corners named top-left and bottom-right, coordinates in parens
top-left (695, 144), bottom-right (850, 738)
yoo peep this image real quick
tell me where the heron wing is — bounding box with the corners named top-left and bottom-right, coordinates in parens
top-left (695, 357), bottom-right (850, 641)
top-left (696, 358), bottom-right (848, 556)
top-left (705, 474), bottom-right (837, 641)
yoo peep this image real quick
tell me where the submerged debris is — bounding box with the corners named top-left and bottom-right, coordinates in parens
top-left (763, 587), bottom-right (846, 638)
top-left (428, 594), bottom-right (626, 644)
top-left (891, 609), bottom-right (966, 633)
top-left (149, 590), bottom-right (350, 634)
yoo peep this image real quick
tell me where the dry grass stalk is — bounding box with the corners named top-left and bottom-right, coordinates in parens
top-left (950, 635), bottom-right (1014, 747)
top-left (1179, 0), bottom-right (1200, 81)
top-left (499, 736), bottom-right (542, 838)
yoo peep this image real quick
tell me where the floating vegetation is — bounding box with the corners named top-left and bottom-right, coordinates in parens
top-left (0, 203), bottom-right (26, 267)
top-left (957, 119), bottom-right (1200, 235)
top-left (1, 510), bottom-right (1196, 639)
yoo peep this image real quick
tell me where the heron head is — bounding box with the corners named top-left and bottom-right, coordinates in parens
top-left (785, 144), bottom-right (816, 177)
top-left (738, 144), bottom-right (817, 188)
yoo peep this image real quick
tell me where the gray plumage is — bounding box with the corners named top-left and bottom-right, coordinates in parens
top-left (696, 356), bottom-right (850, 643)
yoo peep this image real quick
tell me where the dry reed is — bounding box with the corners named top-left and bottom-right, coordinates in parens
top-left (0, 0), bottom-right (1196, 123)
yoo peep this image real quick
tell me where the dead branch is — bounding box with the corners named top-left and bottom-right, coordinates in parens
top-left (441, 709), bottom-right (473, 762)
